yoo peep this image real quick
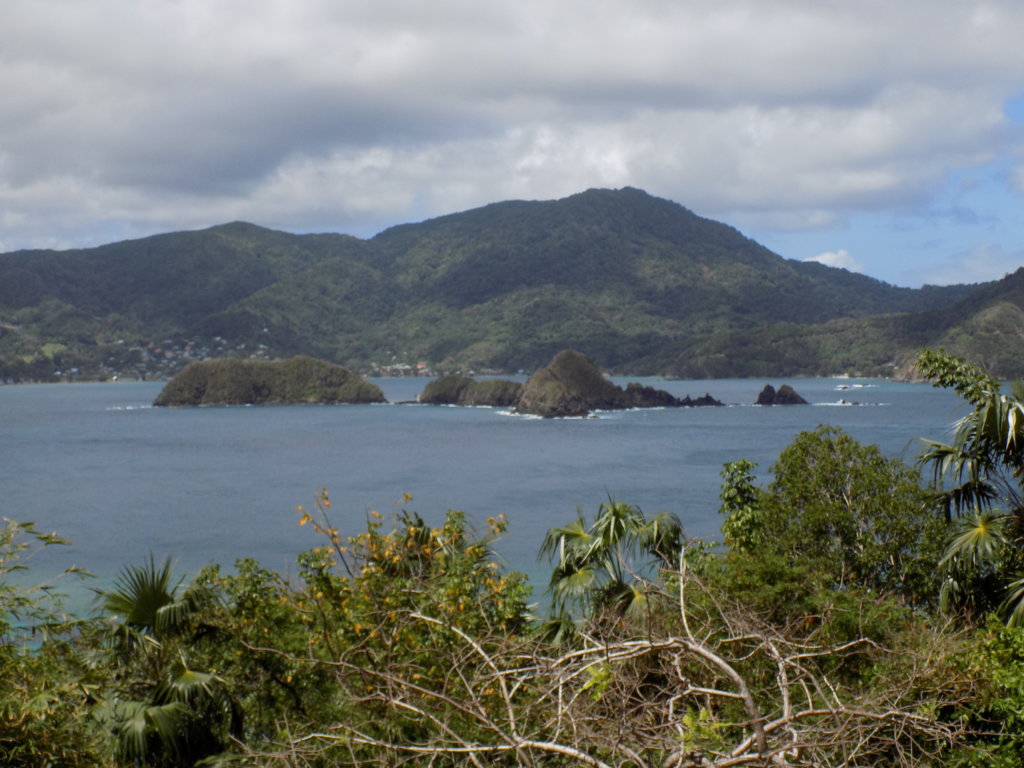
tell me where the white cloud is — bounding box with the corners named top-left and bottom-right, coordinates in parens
top-left (805, 249), bottom-right (863, 272)
top-left (1, 0), bottom-right (1024, 255)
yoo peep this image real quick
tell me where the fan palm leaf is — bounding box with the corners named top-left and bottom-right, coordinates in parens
top-left (940, 512), bottom-right (1007, 569)
top-left (1001, 576), bottom-right (1024, 627)
top-left (548, 561), bottom-right (599, 611)
top-left (91, 557), bottom-right (236, 766)
top-left (111, 698), bottom-right (191, 764)
top-left (102, 556), bottom-right (182, 633)
top-left (589, 500), bottom-right (644, 553)
top-left (918, 351), bottom-right (1024, 623)
top-left (542, 501), bottom-right (685, 621)
top-left (539, 516), bottom-right (593, 567)
top-left (636, 509), bottom-right (685, 565)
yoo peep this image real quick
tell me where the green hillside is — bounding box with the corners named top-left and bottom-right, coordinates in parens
top-left (0, 187), bottom-right (1009, 382)
top-left (633, 267), bottom-right (1024, 379)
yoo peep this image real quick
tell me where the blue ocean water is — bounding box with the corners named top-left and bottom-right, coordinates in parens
top-left (1, 377), bottom-right (965, 603)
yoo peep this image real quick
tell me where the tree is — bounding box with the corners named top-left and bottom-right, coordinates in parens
top-left (87, 556), bottom-right (241, 767)
top-left (539, 499), bottom-right (684, 625)
top-left (717, 426), bottom-right (947, 610)
top-left (206, 491), bottom-right (534, 762)
top-left (0, 518), bottom-right (104, 767)
top-left (917, 349), bottom-right (1024, 624)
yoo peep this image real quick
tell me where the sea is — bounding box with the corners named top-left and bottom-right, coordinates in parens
top-left (1, 377), bottom-right (966, 611)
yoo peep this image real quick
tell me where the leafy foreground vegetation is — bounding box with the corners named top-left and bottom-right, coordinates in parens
top-left (7, 351), bottom-right (1024, 767)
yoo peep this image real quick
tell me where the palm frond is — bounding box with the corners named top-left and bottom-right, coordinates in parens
top-left (1002, 576), bottom-right (1024, 627)
top-left (590, 499), bottom-right (644, 555)
top-left (102, 555), bottom-right (180, 631)
top-left (111, 697), bottom-right (190, 763)
top-left (156, 579), bottom-right (216, 637)
top-left (548, 562), bottom-right (598, 606)
top-left (941, 512), bottom-right (1007, 569)
top-left (636, 509), bottom-right (685, 565)
top-left (160, 653), bottom-right (224, 704)
top-left (539, 515), bottom-right (592, 567)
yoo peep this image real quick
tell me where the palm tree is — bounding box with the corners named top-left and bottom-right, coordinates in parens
top-left (90, 556), bottom-right (241, 767)
top-left (917, 350), bottom-right (1024, 624)
top-left (539, 499), bottom-right (684, 626)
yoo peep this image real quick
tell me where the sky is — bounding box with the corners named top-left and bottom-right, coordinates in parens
top-left (2, 1), bottom-right (1023, 288)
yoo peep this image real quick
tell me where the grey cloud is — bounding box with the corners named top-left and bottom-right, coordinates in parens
top-left (2, 0), bottom-right (1024, 257)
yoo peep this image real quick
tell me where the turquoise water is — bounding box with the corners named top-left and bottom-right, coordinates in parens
top-left (1, 377), bottom-right (965, 601)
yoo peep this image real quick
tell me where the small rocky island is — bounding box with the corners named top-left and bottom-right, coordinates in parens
top-left (418, 375), bottom-right (524, 407)
top-left (419, 349), bottom-right (723, 418)
top-left (755, 384), bottom-right (808, 405)
top-left (153, 356), bottom-right (386, 406)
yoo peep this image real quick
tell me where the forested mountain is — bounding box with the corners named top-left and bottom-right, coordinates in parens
top-left (632, 265), bottom-right (1024, 379)
top-left (0, 187), bottom-right (1010, 382)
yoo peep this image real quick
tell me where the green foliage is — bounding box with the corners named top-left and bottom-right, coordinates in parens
top-left (917, 349), bottom-right (1024, 624)
top-left (948, 617), bottom-right (1024, 767)
top-left (917, 348), bottom-right (1002, 406)
top-left (718, 427), bottom-right (947, 609)
top-left (196, 491), bottom-right (533, 762)
top-left (0, 490), bottom-right (1011, 768)
top-left (540, 498), bottom-right (684, 625)
top-left (87, 556), bottom-right (241, 767)
top-left (0, 519), bottom-right (105, 767)
top-left (1, 641), bottom-right (107, 768)
top-left (717, 459), bottom-right (767, 553)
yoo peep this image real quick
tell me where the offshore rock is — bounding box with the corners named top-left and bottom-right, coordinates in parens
top-left (755, 383), bottom-right (808, 405)
top-left (516, 349), bottom-right (721, 417)
top-left (516, 350), bottom-right (621, 417)
top-left (679, 393), bottom-right (725, 407)
top-left (153, 356), bottom-right (385, 406)
top-left (620, 382), bottom-right (680, 408)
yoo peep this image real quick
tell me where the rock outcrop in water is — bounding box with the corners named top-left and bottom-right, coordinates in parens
top-left (153, 356), bottom-right (385, 406)
top-left (514, 349), bottom-right (723, 418)
top-left (418, 375), bottom-right (523, 407)
top-left (516, 350), bottom-right (622, 417)
top-left (755, 384), bottom-right (808, 405)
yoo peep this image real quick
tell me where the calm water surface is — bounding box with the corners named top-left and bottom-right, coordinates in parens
top-left (1, 377), bottom-right (965, 601)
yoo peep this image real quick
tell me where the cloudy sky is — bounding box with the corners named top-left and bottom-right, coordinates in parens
top-left (2, 0), bottom-right (1023, 287)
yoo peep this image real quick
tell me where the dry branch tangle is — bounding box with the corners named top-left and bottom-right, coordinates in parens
top-left (246, 591), bottom-right (967, 768)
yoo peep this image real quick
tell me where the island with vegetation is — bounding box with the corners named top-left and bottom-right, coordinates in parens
top-left (6, 351), bottom-right (1024, 767)
top-left (515, 349), bottom-right (723, 417)
top-left (417, 374), bottom-right (524, 407)
top-left (152, 355), bottom-right (385, 406)
top-left (417, 349), bottom-right (724, 417)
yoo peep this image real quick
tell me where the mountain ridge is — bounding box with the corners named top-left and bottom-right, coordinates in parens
top-left (0, 187), bottom-right (1010, 382)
